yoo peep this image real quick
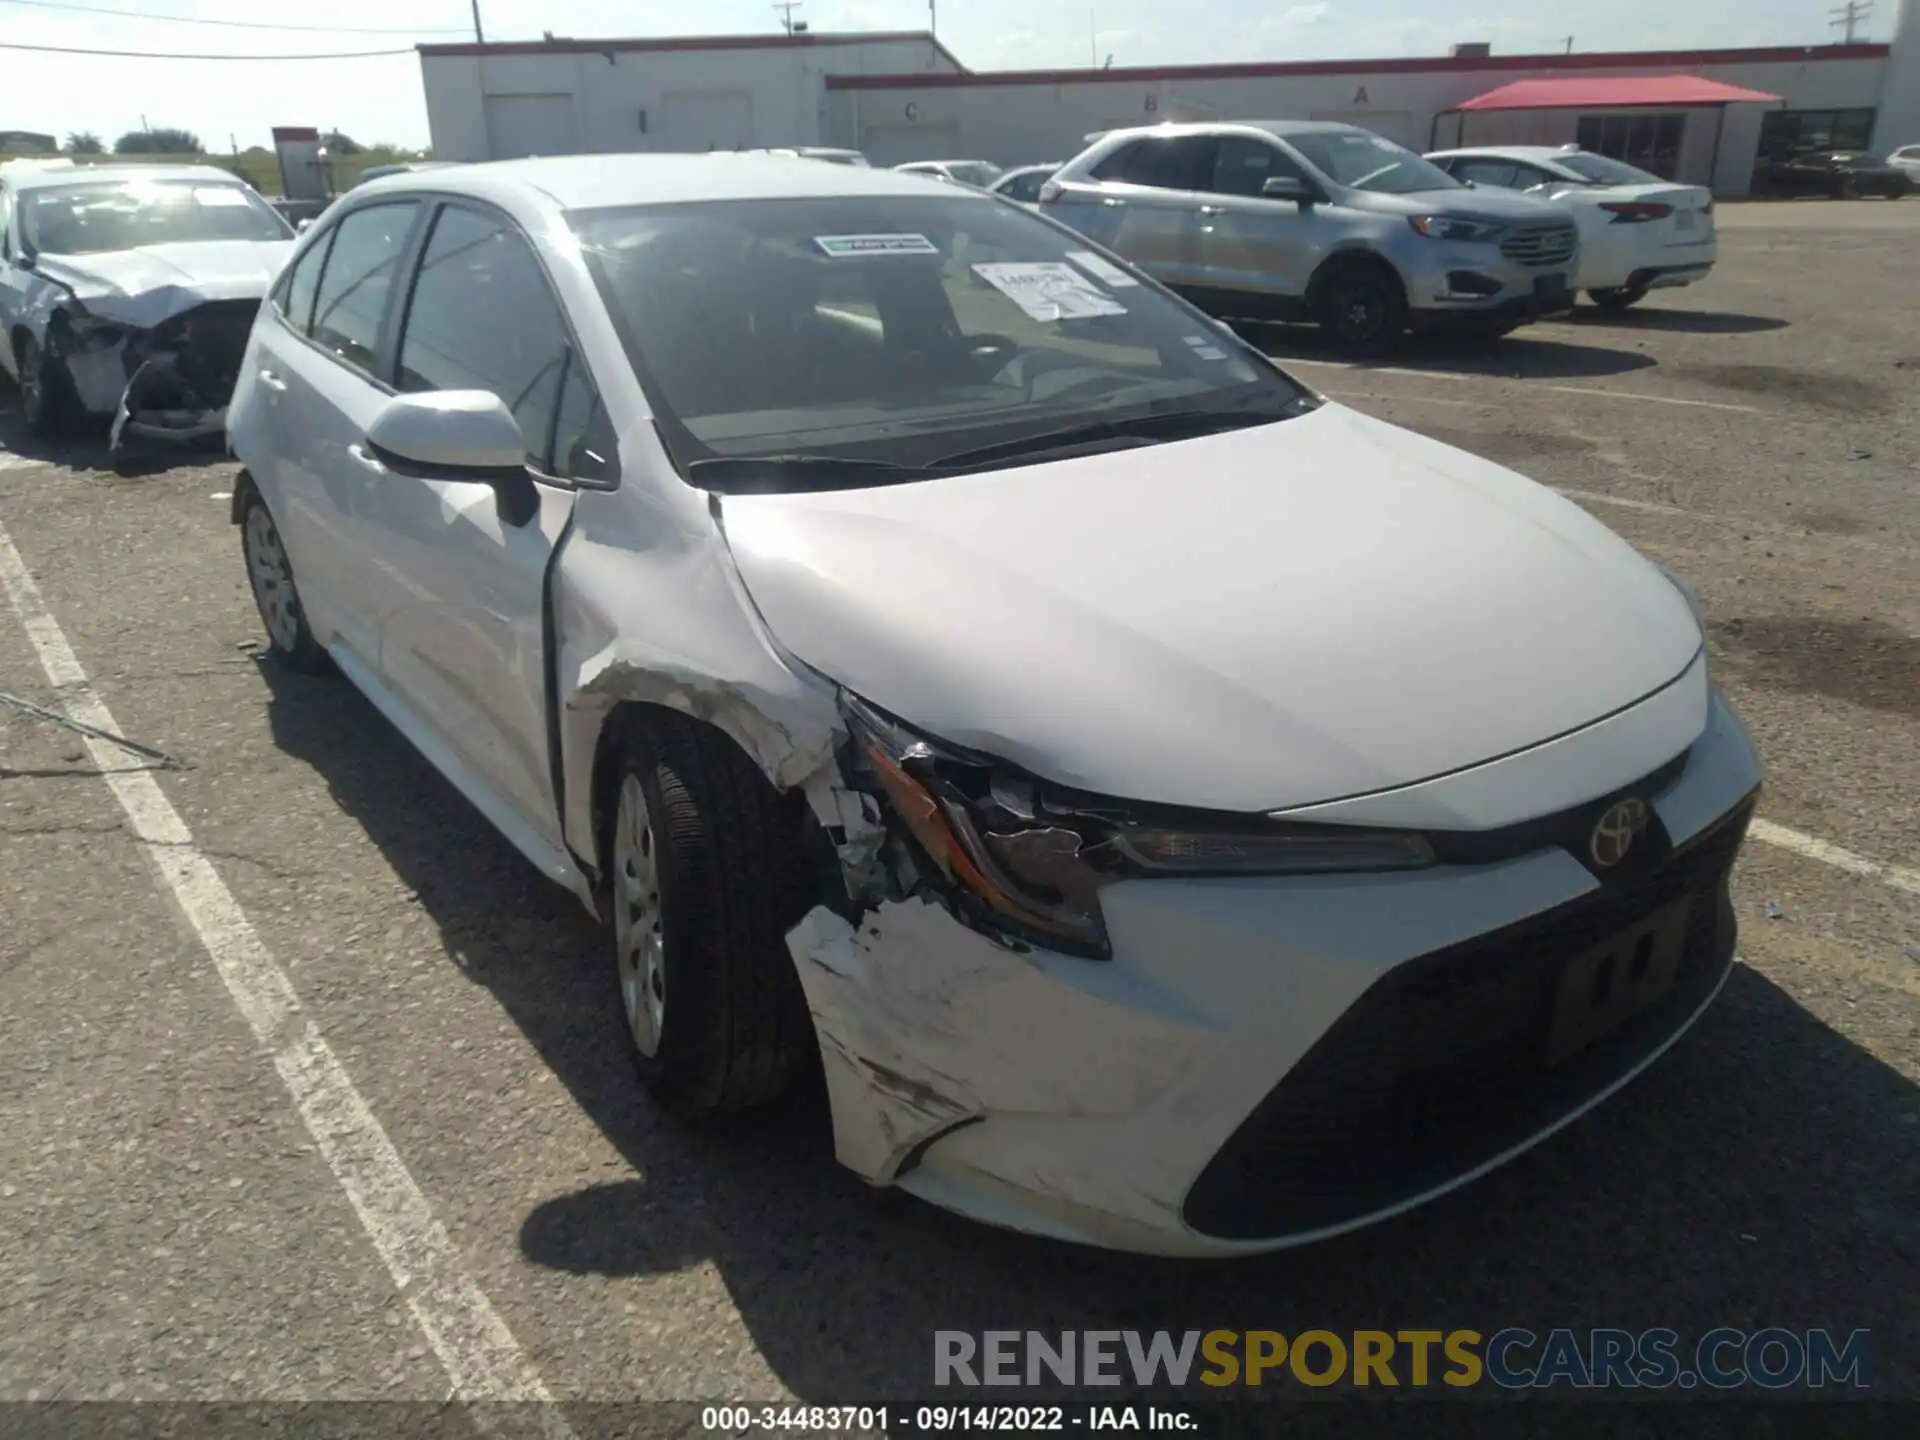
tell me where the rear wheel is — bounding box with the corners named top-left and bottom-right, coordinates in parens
top-left (605, 710), bottom-right (816, 1117)
top-left (1314, 259), bottom-right (1406, 355)
top-left (1588, 286), bottom-right (1648, 312)
top-left (18, 332), bottom-right (82, 439)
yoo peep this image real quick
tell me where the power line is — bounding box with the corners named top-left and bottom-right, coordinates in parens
top-left (0, 0), bottom-right (469, 33)
top-left (0, 39), bottom-right (414, 59)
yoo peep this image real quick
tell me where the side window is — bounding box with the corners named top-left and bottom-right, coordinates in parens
top-left (1208, 136), bottom-right (1303, 197)
top-left (1451, 158), bottom-right (1523, 190)
top-left (275, 231), bottom-right (329, 334)
top-left (310, 201), bottom-right (419, 377)
top-left (1091, 136), bottom-right (1215, 191)
top-left (1003, 171), bottom-right (1047, 203)
top-left (550, 352), bottom-right (615, 484)
top-left (396, 203), bottom-right (577, 471)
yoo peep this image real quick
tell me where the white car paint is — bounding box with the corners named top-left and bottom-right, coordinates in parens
top-left (1889, 144), bottom-right (1920, 178)
top-left (228, 153), bottom-right (1762, 1256)
top-left (28, 239), bottom-right (294, 328)
top-left (1427, 146), bottom-right (1717, 298)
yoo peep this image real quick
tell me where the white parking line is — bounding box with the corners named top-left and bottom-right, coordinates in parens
top-left (1288, 357), bottom-right (1762, 413)
top-left (0, 519), bottom-right (573, 1430)
top-left (1749, 819), bottom-right (1920, 899)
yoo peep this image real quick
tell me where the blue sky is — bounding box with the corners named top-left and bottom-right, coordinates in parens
top-left (0, 0), bottom-right (1878, 151)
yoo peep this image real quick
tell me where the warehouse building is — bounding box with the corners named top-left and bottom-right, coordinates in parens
top-left (418, 0), bottom-right (1920, 197)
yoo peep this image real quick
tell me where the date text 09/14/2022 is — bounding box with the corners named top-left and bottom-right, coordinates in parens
top-left (700, 1406), bottom-right (1197, 1433)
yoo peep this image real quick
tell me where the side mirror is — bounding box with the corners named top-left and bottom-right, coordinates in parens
top-left (364, 390), bottom-right (539, 526)
top-left (297, 218), bottom-right (314, 234)
top-left (1261, 174), bottom-right (1322, 206)
top-left (11, 253), bottom-right (35, 271)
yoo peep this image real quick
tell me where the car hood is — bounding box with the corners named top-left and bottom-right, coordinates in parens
top-left (31, 240), bottom-right (293, 327)
top-left (1350, 186), bottom-right (1573, 222)
top-left (718, 404), bottom-right (1702, 812)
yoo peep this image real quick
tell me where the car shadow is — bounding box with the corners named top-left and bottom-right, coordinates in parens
top-left (0, 399), bottom-right (230, 476)
top-left (258, 665), bottom-right (1920, 1402)
top-left (1563, 307), bottom-right (1790, 336)
top-left (1234, 321), bottom-right (1659, 380)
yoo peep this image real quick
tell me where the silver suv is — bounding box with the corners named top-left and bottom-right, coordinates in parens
top-left (1040, 121), bottom-right (1580, 351)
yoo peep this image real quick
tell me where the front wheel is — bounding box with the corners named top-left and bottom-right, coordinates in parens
top-left (18, 332), bottom-right (82, 440)
top-left (1315, 262), bottom-right (1407, 355)
top-left (239, 486), bottom-right (329, 673)
top-left (1588, 286), bottom-right (1648, 312)
top-left (606, 711), bottom-right (816, 1117)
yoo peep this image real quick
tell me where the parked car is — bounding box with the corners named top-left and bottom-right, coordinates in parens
top-left (1040, 121), bottom-right (1580, 351)
top-left (894, 159), bottom-right (1004, 188)
top-left (227, 154), bottom-right (1758, 1257)
top-left (0, 159), bottom-right (294, 451)
top-left (989, 163), bottom-right (1063, 206)
top-left (1762, 150), bottom-right (1914, 199)
top-left (1889, 143), bottom-right (1920, 179)
top-left (758, 147), bottom-right (871, 167)
top-left (1426, 146), bottom-right (1715, 310)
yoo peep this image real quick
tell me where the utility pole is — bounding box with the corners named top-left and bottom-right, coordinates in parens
top-left (1829, 0), bottom-right (1874, 42)
top-left (928, 1), bottom-right (937, 39)
top-left (1089, 8), bottom-right (1097, 66)
top-left (1563, 35), bottom-right (1574, 54)
top-left (470, 1), bottom-right (485, 44)
top-left (773, 2), bottom-right (803, 34)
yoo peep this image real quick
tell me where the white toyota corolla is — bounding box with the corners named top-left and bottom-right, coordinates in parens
top-left (227, 155), bottom-right (1761, 1256)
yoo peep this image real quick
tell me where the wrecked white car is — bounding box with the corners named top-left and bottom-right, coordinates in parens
top-left (0, 161), bottom-right (293, 455)
top-left (227, 156), bottom-right (1762, 1256)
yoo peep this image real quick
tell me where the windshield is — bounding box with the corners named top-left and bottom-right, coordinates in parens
top-left (571, 194), bottom-right (1308, 490)
top-left (945, 162), bottom-right (1004, 187)
top-left (1285, 131), bottom-right (1461, 194)
top-left (19, 178), bottom-right (291, 256)
top-left (1553, 152), bottom-right (1666, 186)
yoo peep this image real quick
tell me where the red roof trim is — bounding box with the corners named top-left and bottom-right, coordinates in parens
top-left (824, 42), bottom-right (1887, 90)
top-left (420, 30), bottom-right (966, 70)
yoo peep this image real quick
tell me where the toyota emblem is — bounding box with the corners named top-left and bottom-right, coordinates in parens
top-left (1589, 798), bottom-right (1650, 869)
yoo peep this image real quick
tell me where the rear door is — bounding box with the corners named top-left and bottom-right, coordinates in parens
top-left (1046, 135), bottom-right (1216, 289)
top-left (367, 198), bottom-right (596, 842)
top-left (248, 199), bottom-right (423, 662)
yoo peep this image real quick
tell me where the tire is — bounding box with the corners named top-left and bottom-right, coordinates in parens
top-left (1588, 286), bottom-right (1649, 312)
top-left (1313, 259), bottom-right (1407, 356)
top-left (239, 485), bottom-right (329, 673)
top-left (605, 709), bottom-right (816, 1117)
top-left (17, 331), bottom-right (83, 440)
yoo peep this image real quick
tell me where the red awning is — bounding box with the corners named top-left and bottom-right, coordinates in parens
top-left (1455, 75), bottom-right (1781, 111)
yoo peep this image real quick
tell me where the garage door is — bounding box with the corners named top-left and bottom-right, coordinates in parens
top-left (860, 123), bottom-right (960, 167)
top-left (664, 90), bottom-right (756, 151)
top-left (483, 94), bottom-right (578, 159)
top-left (1310, 110), bottom-right (1415, 148)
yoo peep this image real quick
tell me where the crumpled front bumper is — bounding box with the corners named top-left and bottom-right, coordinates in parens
top-left (54, 299), bottom-right (257, 450)
top-left (787, 689), bottom-right (1763, 1256)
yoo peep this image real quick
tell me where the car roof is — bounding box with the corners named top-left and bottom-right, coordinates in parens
top-left (351, 151), bottom-right (978, 212)
top-left (2, 161), bottom-right (248, 191)
top-left (1427, 146), bottom-right (1578, 162)
top-left (1088, 119), bottom-right (1370, 146)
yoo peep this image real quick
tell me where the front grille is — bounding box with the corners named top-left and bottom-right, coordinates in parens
top-left (1182, 799), bottom-right (1753, 1240)
top-left (1501, 222), bottom-right (1578, 268)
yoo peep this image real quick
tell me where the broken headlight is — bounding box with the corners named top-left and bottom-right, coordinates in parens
top-left (844, 694), bottom-right (1435, 960)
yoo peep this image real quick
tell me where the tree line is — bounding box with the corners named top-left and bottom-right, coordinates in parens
top-left (64, 129), bottom-right (413, 158)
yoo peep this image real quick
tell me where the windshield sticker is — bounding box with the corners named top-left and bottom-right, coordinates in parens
top-left (814, 233), bottom-right (939, 258)
top-left (192, 187), bottom-right (252, 207)
top-left (971, 262), bottom-right (1128, 321)
top-left (1184, 334), bottom-right (1229, 360)
top-left (1064, 249), bottom-right (1140, 287)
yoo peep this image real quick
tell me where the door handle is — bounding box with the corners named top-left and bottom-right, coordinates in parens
top-left (346, 443), bottom-right (387, 473)
top-left (1197, 204), bottom-right (1229, 216)
top-left (257, 368), bottom-right (287, 392)
top-left (1101, 196), bottom-right (1127, 207)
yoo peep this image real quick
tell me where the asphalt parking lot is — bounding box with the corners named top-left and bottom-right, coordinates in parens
top-left (1, 199), bottom-right (1916, 1416)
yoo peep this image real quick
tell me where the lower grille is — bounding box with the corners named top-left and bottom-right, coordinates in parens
top-left (1182, 800), bottom-right (1753, 1240)
top-left (1501, 222), bottom-right (1578, 268)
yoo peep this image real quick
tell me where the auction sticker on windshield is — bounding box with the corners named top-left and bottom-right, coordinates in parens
top-left (814, 233), bottom-right (939, 257)
top-left (972, 262), bottom-right (1128, 321)
top-left (193, 187), bottom-right (253, 207)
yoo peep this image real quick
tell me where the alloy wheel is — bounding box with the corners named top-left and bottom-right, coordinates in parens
top-left (613, 774), bottom-right (667, 1058)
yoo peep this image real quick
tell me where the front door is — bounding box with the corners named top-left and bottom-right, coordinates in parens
top-left (362, 200), bottom-right (593, 843)
top-left (1192, 134), bottom-right (1326, 301)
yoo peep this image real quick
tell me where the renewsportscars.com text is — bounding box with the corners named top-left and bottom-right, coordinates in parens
top-left (934, 1328), bottom-right (1872, 1390)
